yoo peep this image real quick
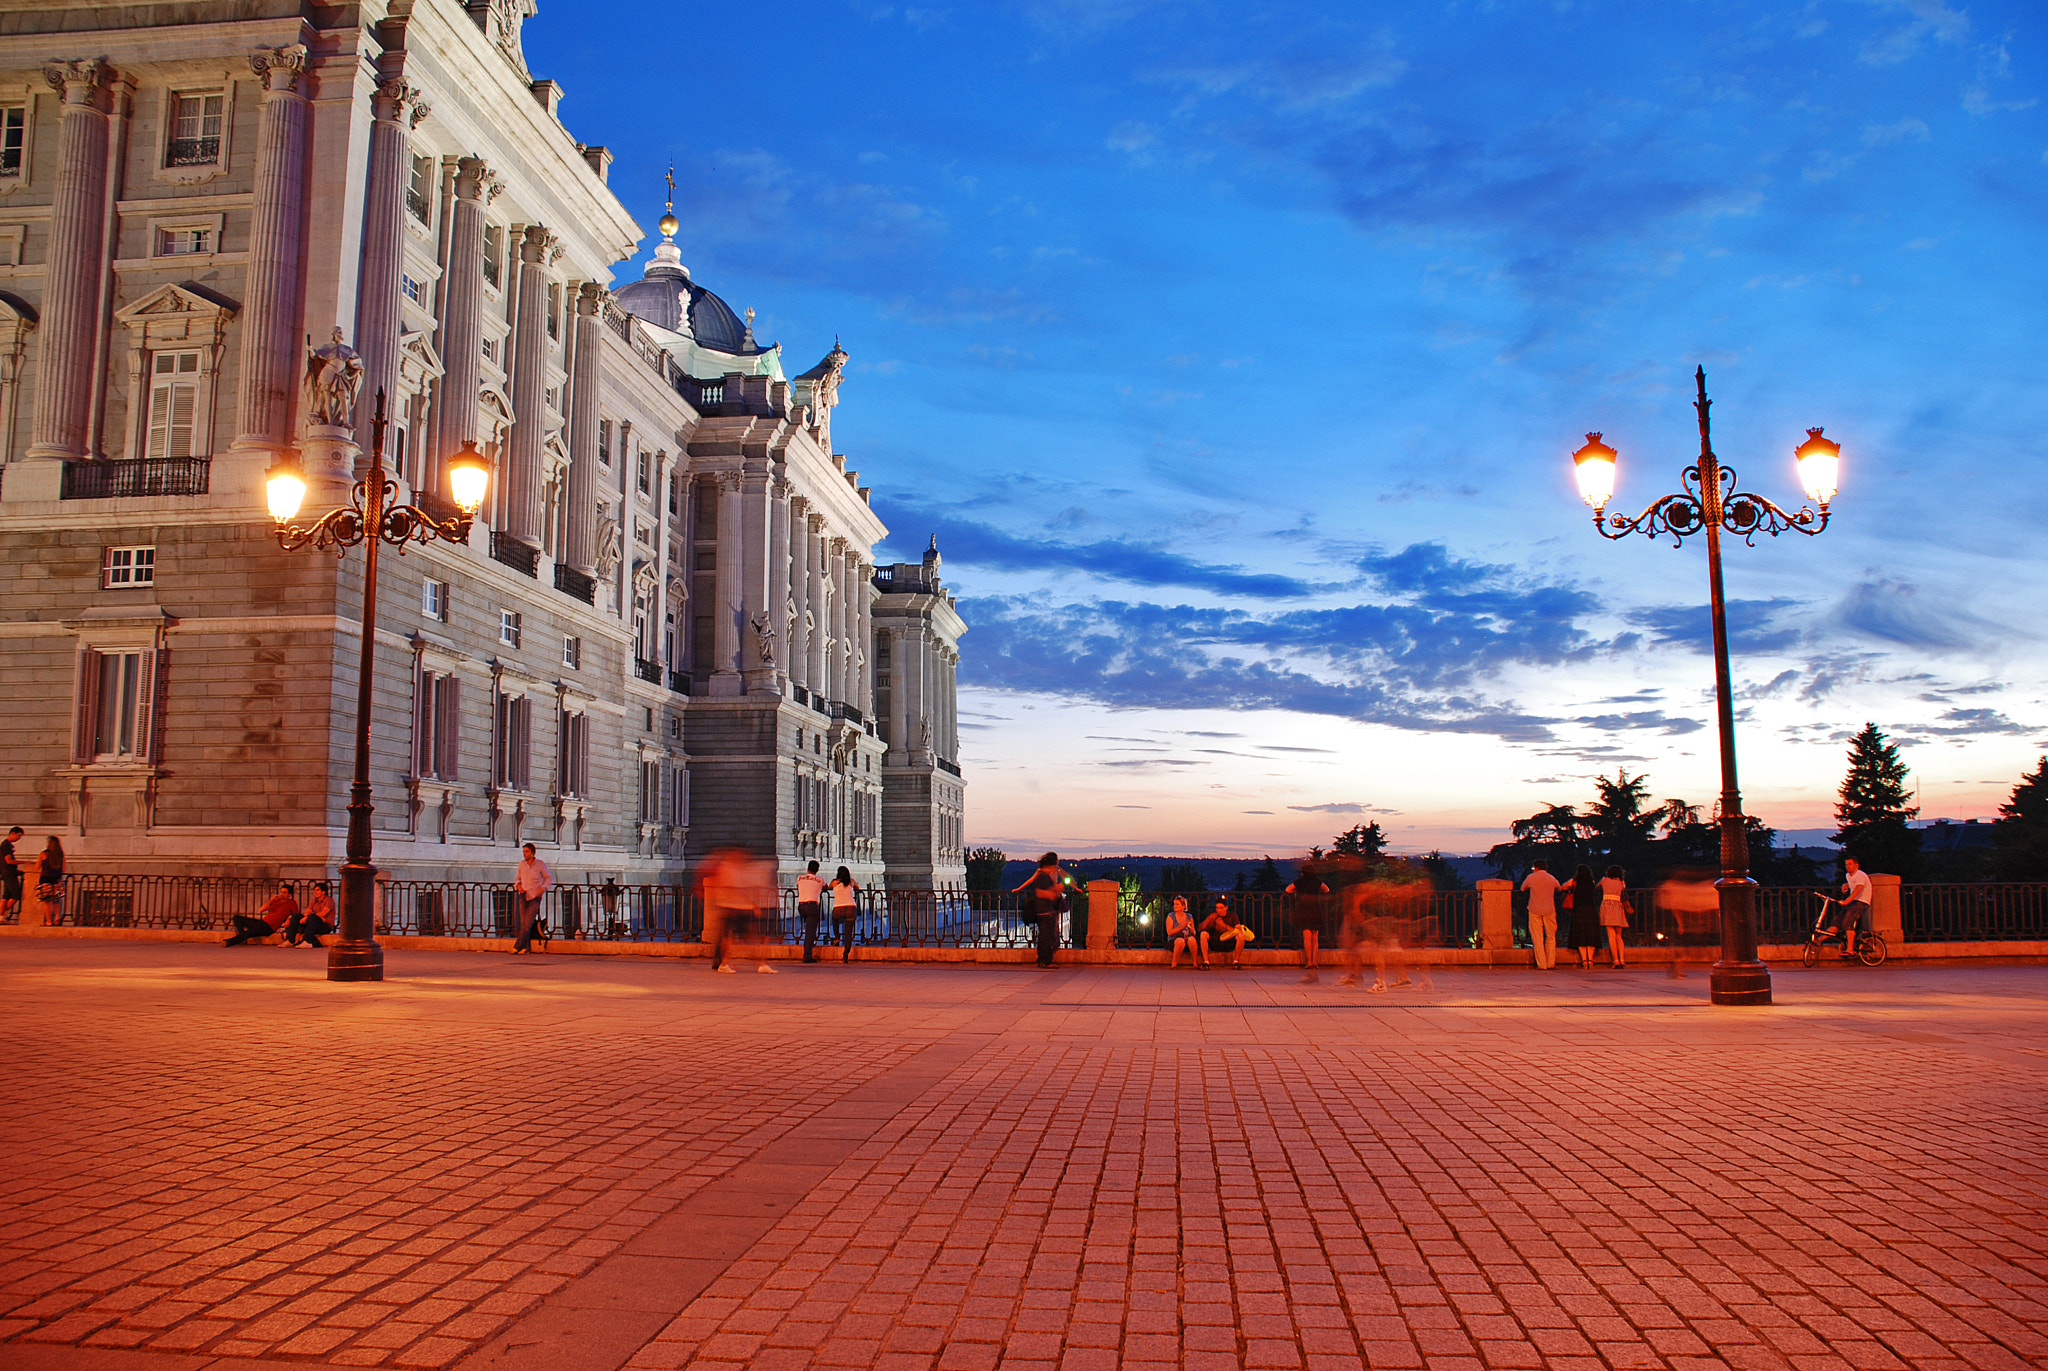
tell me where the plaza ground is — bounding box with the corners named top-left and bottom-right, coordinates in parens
top-left (0, 941), bottom-right (2043, 1371)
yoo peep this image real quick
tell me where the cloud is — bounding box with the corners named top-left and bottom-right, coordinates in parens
top-left (1153, 40), bottom-right (1407, 113)
top-left (1287, 802), bottom-right (1367, 814)
top-left (1835, 579), bottom-right (1999, 651)
top-left (1627, 598), bottom-right (1808, 655)
top-left (1856, 0), bottom-right (1968, 66)
top-left (1575, 711), bottom-right (1706, 736)
top-left (1903, 707), bottom-right (2035, 739)
top-left (1862, 117), bottom-right (1932, 146)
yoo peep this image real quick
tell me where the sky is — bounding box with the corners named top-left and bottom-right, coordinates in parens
top-left (531, 0), bottom-right (2048, 856)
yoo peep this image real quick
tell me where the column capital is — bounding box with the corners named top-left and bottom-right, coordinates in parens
top-left (248, 44), bottom-right (308, 93)
top-left (828, 535), bottom-right (848, 554)
top-left (807, 511), bottom-right (827, 534)
top-left (454, 156), bottom-right (494, 202)
top-left (575, 280), bottom-right (607, 314)
top-left (372, 79), bottom-right (429, 128)
top-left (42, 58), bottom-right (113, 106)
top-left (715, 470), bottom-right (744, 494)
top-left (519, 224), bottom-right (557, 265)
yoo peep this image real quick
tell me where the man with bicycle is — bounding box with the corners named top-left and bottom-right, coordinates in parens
top-left (1836, 857), bottom-right (1873, 958)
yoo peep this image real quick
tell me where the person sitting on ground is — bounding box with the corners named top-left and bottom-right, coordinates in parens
top-left (1200, 898), bottom-right (1253, 967)
top-left (1166, 895), bottom-right (1206, 969)
top-left (285, 880), bottom-right (336, 947)
top-left (227, 881), bottom-right (297, 946)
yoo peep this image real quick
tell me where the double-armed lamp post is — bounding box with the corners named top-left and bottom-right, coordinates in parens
top-left (1571, 367), bottom-right (1841, 1006)
top-left (266, 392), bottom-right (490, 982)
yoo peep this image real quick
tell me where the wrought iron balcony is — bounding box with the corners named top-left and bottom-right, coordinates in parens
top-left (668, 670), bottom-right (692, 696)
top-left (61, 457), bottom-right (210, 500)
top-left (553, 562), bottom-right (595, 604)
top-left (634, 657), bottom-right (662, 684)
top-left (489, 532), bottom-right (539, 577)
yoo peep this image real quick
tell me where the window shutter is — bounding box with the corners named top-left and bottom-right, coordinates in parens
top-left (576, 716), bottom-right (590, 798)
top-left (440, 676), bottom-right (461, 781)
top-left (133, 648), bottom-right (160, 762)
top-left (168, 383), bottom-right (197, 459)
top-left (146, 384), bottom-right (171, 460)
top-left (516, 697), bottom-right (532, 791)
top-left (557, 708), bottom-right (570, 795)
top-left (658, 762), bottom-right (671, 824)
top-left (675, 767), bottom-right (688, 826)
top-left (414, 664), bottom-right (433, 777)
top-left (494, 692), bottom-right (507, 788)
top-left (72, 648), bottom-right (101, 763)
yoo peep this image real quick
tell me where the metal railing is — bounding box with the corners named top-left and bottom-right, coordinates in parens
top-left (1113, 889), bottom-right (1481, 950)
top-left (490, 532), bottom-right (539, 576)
top-left (554, 563), bottom-right (596, 604)
top-left (1901, 884), bottom-right (2048, 942)
top-left (668, 670), bottom-right (692, 695)
top-left (634, 657), bottom-right (662, 684)
top-left (61, 457), bottom-right (210, 499)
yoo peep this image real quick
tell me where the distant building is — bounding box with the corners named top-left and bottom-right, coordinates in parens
top-left (0, 0), bottom-right (963, 888)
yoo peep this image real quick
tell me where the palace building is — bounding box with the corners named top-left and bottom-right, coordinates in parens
top-left (0, 0), bottom-right (967, 890)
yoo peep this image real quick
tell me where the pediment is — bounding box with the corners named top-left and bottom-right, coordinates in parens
top-left (398, 327), bottom-right (444, 380)
top-left (115, 281), bottom-right (238, 325)
top-left (0, 291), bottom-right (37, 328)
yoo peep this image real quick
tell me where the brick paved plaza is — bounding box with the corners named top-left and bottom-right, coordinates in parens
top-left (1, 940), bottom-right (2044, 1371)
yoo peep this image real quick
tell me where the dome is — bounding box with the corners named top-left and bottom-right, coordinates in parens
top-left (612, 242), bottom-right (765, 356)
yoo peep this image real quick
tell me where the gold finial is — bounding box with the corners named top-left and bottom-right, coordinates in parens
top-left (658, 162), bottom-right (678, 240)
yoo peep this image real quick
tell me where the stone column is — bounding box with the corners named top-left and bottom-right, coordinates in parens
top-left (827, 539), bottom-right (851, 704)
top-left (564, 282), bottom-right (603, 572)
top-left (354, 79), bottom-right (427, 461)
top-left (28, 60), bottom-right (115, 462)
top-left (851, 560), bottom-right (872, 715)
top-left (907, 627), bottom-right (928, 755)
top-left (947, 650), bottom-right (960, 759)
top-left (768, 479), bottom-right (791, 689)
top-left (502, 225), bottom-right (553, 547)
top-left (787, 497), bottom-right (811, 692)
top-left (807, 516), bottom-right (830, 696)
top-left (738, 472), bottom-right (772, 692)
top-left (887, 626), bottom-right (910, 755)
top-left (711, 472), bottom-right (743, 694)
top-left (232, 45), bottom-right (310, 457)
top-left (433, 157), bottom-right (491, 497)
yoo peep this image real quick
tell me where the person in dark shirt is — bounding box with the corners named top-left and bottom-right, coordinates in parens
top-left (284, 881), bottom-right (335, 947)
top-left (226, 882), bottom-right (296, 946)
top-left (1200, 899), bottom-right (1252, 967)
top-left (0, 825), bottom-right (23, 924)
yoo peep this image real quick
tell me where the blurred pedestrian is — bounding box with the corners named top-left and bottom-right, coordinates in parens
top-left (1166, 895), bottom-right (1205, 968)
top-left (1600, 864), bottom-right (1631, 969)
top-left (1566, 863), bottom-right (1601, 969)
top-left (1286, 865), bottom-right (1330, 984)
top-left (1656, 869), bottom-right (1718, 979)
top-left (226, 880), bottom-right (295, 946)
top-left (511, 843), bottom-right (552, 954)
top-left (285, 880), bottom-right (335, 947)
top-left (829, 864), bottom-right (860, 962)
top-left (1012, 853), bottom-right (1066, 967)
top-left (1520, 859), bottom-right (1560, 970)
top-left (797, 860), bottom-right (826, 962)
top-left (1200, 897), bottom-right (1252, 967)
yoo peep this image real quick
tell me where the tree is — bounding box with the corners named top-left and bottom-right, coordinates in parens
top-left (1158, 862), bottom-right (1209, 893)
top-left (1584, 769), bottom-right (1657, 870)
top-left (1487, 804), bottom-right (1583, 879)
top-left (1419, 851), bottom-right (1466, 890)
top-left (1833, 723), bottom-right (1921, 878)
top-left (964, 847), bottom-right (1008, 891)
top-left (1250, 856), bottom-right (1283, 891)
top-left (1231, 870), bottom-right (1248, 892)
top-left (1331, 822), bottom-right (1387, 857)
top-left (1993, 756), bottom-right (2048, 881)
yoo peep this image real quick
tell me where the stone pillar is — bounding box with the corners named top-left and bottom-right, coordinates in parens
top-left (908, 627), bottom-right (928, 754)
top-left (232, 45), bottom-right (310, 457)
top-left (564, 282), bottom-right (603, 572)
top-left (767, 480), bottom-right (791, 689)
top-left (787, 497), bottom-right (811, 692)
top-left (739, 472), bottom-right (773, 693)
top-left (354, 79), bottom-right (427, 461)
top-left (432, 157), bottom-right (491, 496)
top-left (831, 540), bottom-right (854, 704)
top-left (941, 648), bottom-right (957, 759)
top-left (1478, 879), bottom-right (1514, 954)
top-left (503, 225), bottom-right (553, 547)
top-left (711, 472), bottom-right (743, 694)
top-left (807, 517), bottom-right (830, 697)
top-left (854, 562), bottom-right (874, 715)
top-left (1870, 872), bottom-right (1903, 947)
top-left (888, 626), bottom-right (911, 756)
top-left (28, 59), bottom-right (115, 462)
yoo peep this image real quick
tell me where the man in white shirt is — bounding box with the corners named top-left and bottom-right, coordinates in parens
top-left (796, 860), bottom-right (826, 962)
top-left (512, 844), bottom-right (552, 953)
top-left (1520, 860), bottom-right (1561, 970)
top-left (1839, 857), bottom-right (1873, 957)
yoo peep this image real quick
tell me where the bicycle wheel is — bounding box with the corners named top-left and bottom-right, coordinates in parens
top-left (1802, 941), bottom-right (1819, 968)
top-left (1859, 935), bottom-right (1887, 967)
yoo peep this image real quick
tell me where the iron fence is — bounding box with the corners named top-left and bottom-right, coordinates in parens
top-left (1111, 889), bottom-right (1482, 950)
top-left (1901, 884), bottom-right (2048, 942)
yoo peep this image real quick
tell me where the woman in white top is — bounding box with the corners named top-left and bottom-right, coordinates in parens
top-left (829, 865), bottom-right (861, 963)
top-left (1599, 865), bottom-right (1630, 969)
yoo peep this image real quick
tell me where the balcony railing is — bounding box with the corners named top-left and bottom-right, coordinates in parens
top-left (634, 657), bottom-right (662, 684)
top-left (553, 563), bottom-right (595, 604)
top-left (830, 702), bottom-right (865, 726)
top-left (489, 532), bottom-right (539, 577)
top-left (668, 670), bottom-right (692, 696)
top-left (936, 757), bottom-right (961, 776)
top-left (165, 136), bottom-right (219, 167)
top-left (61, 457), bottom-right (210, 499)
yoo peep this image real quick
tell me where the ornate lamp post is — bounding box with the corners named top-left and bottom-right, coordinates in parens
top-left (266, 389), bottom-right (489, 981)
top-left (1571, 367), bottom-right (1840, 1006)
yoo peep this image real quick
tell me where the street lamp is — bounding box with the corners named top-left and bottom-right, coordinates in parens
top-left (266, 391), bottom-right (488, 981)
top-left (1571, 367), bottom-right (1838, 1006)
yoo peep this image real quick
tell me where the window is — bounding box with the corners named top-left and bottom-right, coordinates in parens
top-left (401, 274), bottom-right (425, 305)
top-left (499, 610), bottom-right (520, 647)
top-left (545, 385), bottom-right (558, 410)
top-left (671, 767), bottom-right (690, 826)
top-left (407, 154), bottom-right (433, 223)
top-left (598, 420), bottom-right (612, 468)
top-left (482, 225), bottom-right (503, 288)
top-left (422, 579), bottom-right (447, 620)
top-left (669, 472), bottom-right (680, 515)
top-left (558, 709), bottom-right (589, 797)
top-left (146, 351), bottom-right (200, 460)
top-left (663, 612), bottom-right (674, 668)
top-left (481, 335), bottom-right (499, 366)
top-left (167, 92), bottom-right (223, 167)
top-left (494, 691), bottom-right (531, 790)
top-left (72, 647), bottom-right (161, 764)
top-left (668, 717), bottom-right (681, 740)
top-left (414, 669), bottom-right (461, 780)
top-left (547, 282), bottom-right (560, 340)
top-left (634, 522), bottom-right (650, 547)
top-left (0, 106), bottom-right (23, 177)
top-left (103, 546), bottom-right (155, 588)
top-left (392, 423), bottom-right (409, 480)
top-left (639, 758), bottom-right (661, 822)
top-left (156, 226), bottom-right (210, 256)
top-left (562, 635), bottom-right (580, 669)
top-left (636, 450), bottom-right (650, 494)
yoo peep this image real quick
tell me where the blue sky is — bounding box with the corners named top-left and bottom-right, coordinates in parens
top-left (535, 1), bottom-right (2046, 855)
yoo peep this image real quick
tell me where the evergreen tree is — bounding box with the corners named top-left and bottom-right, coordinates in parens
top-left (1231, 870), bottom-right (1248, 892)
top-left (1250, 855), bottom-right (1284, 891)
top-left (1833, 723), bottom-right (1921, 878)
top-left (964, 847), bottom-right (1008, 891)
top-left (1419, 851), bottom-right (1466, 890)
top-left (1331, 822), bottom-right (1388, 857)
top-left (1158, 861), bottom-right (1209, 893)
top-left (1992, 756), bottom-right (2048, 881)
top-left (1585, 769), bottom-right (1657, 870)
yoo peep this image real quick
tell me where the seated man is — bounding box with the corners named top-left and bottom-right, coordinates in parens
top-left (1166, 896), bottom-right (1206, 969)
top-left (1837, 857), bottom-right (1873, 955)
top-left (285, 881), bottom-right (336, 947)
top-left (1200, 899), bottom-right (1253, 967)
top-left (227, 882), bottom-right (297, 946)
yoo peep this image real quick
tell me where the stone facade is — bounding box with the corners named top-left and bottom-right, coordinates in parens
top-left (872, 542), bottom-right (969, 889)
top-left (0, 0), bottom-right (962, 888)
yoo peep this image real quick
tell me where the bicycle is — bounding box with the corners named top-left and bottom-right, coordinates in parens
top-left (1802, 893), bottom-right (1887, 967)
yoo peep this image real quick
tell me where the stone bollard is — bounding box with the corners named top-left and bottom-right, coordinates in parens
top-left (1478, 879), bottom-right (1514, 953)
top-left (1085, 880), bottom-right (1119, 952)
top-left (1870, 872), bottom-right (1903, 945)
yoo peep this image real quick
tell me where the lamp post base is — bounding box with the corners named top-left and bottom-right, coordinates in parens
top-left (325, 939), bottom-right (385, 982)
top-left (1709, 958), bottom-right (1771, 1006)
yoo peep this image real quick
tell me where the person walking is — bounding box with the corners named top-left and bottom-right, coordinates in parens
top-left (226, 880), bottom-right (296, 946)
top-left (1166, 895), bottom-right (1206, 969)
top-left (0, 826), bottom-right (23, 925)
top-left (1566, 863), bottom-right (1601, 969)
top-left (1599, 864), bottom-right (1631, 969)
top-left (1012, 853), bottom-right (1066, 968)
top-left (285, 880), bottom-right (336, 947)
top-left (34, 836), bottom-right (66, 925)
top-left (829, 865), bottom-right (861, 962)
top-left (511, 843), bottom-right (552, 954)
top-left (1520, 859), bottom-right (1561, 970)
top-left (797, 860), bottom-right (826, 962)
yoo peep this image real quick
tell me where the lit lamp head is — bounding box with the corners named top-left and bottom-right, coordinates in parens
top-left (265, 457), bottom-right (307, 523)
top-left (1793, 426), bottom-right (1840, 507)
top-left (1572, 432), bottom-right (1618, 510)
top-left (445, 440), bottom-right (491, 515)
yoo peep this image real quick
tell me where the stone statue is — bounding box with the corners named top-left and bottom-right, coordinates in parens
top-left (593, 517), bottom-right (622, 580)
top-left (303, 327), bottom-right (363, 428)
top-left (750, 612), bottom-right (778, 668)
top-left (919, 717), bottom-right (934, 755)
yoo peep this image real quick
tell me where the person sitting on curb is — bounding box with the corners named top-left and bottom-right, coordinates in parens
top-left (227, 882), bottom-right (297, 946)
top-left (1166, 896), bottom-right (1207, 969)
top-left (1200, 898), bottom-right (1253, 967)
top-left (284, 881), bottom-right (336, 947)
